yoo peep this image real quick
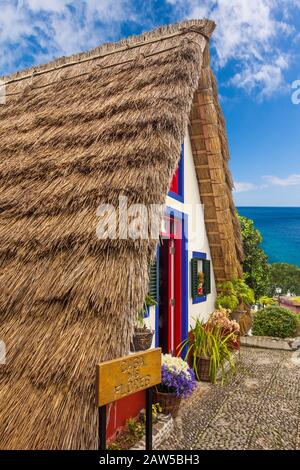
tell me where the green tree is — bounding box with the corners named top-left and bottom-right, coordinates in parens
top-left (268, 263), bottom-right (300, 296)
top-left (238, 215), bottom-right (270, 299)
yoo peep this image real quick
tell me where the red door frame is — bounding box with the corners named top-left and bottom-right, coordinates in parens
top-left (161, 214), bottom-right (183, 355)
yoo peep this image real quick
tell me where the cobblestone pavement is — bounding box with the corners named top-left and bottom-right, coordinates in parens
top-left (158, 347), bottom-right (300, 450)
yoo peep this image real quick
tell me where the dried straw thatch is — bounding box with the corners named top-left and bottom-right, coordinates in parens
top-left (0, 19), bottom-right (242, 449)
top-left (190, 45), bottom-right (243, 280)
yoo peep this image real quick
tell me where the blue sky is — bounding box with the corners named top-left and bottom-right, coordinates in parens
top-left (1, 0), bottom-right (300, 206)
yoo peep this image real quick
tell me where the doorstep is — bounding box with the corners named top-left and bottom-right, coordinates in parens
top-left (240, 335), bottom-right (300, 351)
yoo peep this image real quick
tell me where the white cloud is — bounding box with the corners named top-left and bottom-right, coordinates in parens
top-left (235, 174), bottom-right (300, 193)
top-left (167, 0), bottom-right (300, 97)
top-left (234, 182), bottom-right (259, 193)
top-left (263, 174), bottom-right (300, 186)
top-left (0, 2), bottom-right (31, 43)
top-left (21, 0), bottom-right (70, 13)
top-left (0, 0), bottom-right (131, 73)
top-left (0, 0), bottom-right (299, 100)
top-left (231, 55), bottom-right (290, 97)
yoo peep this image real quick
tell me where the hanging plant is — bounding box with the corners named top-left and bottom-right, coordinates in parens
top-left (131, 295), bottom-right (157, 352)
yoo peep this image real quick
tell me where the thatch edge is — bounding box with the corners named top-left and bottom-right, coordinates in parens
top-left (189, 44), bottom-right (243, 281)
top-left (1, 19), bottom-right (215, 84)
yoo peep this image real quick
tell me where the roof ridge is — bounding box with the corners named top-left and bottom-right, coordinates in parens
top-left (1, 18), bottom-right (215, 83)
top-left (5, 43), bottom-right (184, 97)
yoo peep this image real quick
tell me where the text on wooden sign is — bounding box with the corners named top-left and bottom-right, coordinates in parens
top-left (96, 348), bottom-right (161, 407)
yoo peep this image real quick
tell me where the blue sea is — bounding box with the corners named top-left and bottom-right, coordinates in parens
top-left (237, 207), bottom-right (300, 267)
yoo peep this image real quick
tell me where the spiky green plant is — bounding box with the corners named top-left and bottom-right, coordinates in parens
top-left (178, 319), bottom-right (235, 385)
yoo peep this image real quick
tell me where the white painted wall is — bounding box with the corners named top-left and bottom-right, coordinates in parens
top-left (166, 133), bottom-right (217, 327)
top-left (149, 132), bottom-right (217, 344)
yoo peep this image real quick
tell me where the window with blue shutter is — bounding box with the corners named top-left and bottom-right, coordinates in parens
top-left (191, 252), bottom-right (211, 304)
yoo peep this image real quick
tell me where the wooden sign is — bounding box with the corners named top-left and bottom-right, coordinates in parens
top-left (96, 348), bottom-right (161, 407)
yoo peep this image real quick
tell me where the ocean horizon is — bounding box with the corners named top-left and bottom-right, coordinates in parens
top-left (237, 207), bottom-right (300, 267)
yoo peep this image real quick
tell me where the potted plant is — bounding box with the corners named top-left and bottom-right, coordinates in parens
top-left (179, 319), bottom-right (235, 384)
top-left (232, 279), bottom-right (255, 322)
top-left (216, 279), bottom-right (254, 324)
top-left (153, 354), bottom-right (196, 417)
top-left (205, 308), bottom-right (240, 350)
top-left (215, 281), bottom-right (239, 312)
top-left (131, 295), bottom-right (156, 351)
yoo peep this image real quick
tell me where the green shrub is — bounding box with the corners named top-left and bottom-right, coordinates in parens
top-left (252, 306), bottom-right (298, 338)
top-left (257, 296), bottom-right (277, 307)
top-left (216, 279), bottom-right (254, 311)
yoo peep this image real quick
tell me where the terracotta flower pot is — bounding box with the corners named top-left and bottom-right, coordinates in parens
top-left (153, 390), bottom-right (182, 417)
top-left (194, 356), bottom-right (211, 382)
top-left (131, 328), bottom-right (154, 351)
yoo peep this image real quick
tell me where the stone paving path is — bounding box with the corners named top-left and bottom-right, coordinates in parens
top-left (159, 347), bottom-right (300, 450)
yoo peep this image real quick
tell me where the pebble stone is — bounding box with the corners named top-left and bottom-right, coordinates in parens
top-left (157, 347), bottom-right (300, 450)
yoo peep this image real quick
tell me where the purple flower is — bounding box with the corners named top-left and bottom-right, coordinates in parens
top-left (157, 363), bottom-right (196, 398)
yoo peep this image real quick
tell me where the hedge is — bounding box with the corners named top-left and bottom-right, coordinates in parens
top-left (252, 306), bottom-right (298, 338)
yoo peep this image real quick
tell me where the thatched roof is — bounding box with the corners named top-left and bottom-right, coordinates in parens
top-left (0, 19), bottom-right (242, 449)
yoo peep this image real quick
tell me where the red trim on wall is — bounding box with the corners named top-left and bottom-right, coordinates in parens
top-left (174, 237), bottom-right (182, 351)
top-left (169, 166), bottom-right (179, 194)
top-left (166, 216), bottom-right (182, 354)
top-left (106, 391), bottom-right (145, 442)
